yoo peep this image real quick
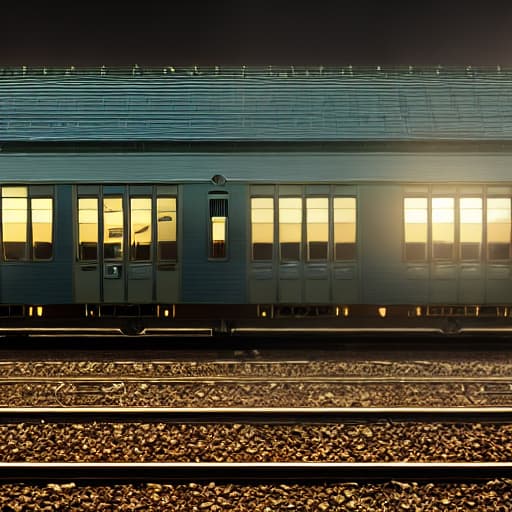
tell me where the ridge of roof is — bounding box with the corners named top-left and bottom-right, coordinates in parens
top-left (0, 65), bottom-right (509, 78)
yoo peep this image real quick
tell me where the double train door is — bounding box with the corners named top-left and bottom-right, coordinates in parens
top-left (73, 185), bottom-right (179, 304)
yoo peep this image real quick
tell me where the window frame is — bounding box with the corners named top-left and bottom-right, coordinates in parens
top-left (208, 194), bottom-right (229, 261)
top-left (156, 195), bottom-right (178, 262)
top-left (250, 196), bottom-right (275, 262)
top-left (1, 186), bottom-right (55, 263)
top-left (403, 188), bottom-right (512, 263)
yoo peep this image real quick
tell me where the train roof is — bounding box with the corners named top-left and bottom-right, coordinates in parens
top-left (2, 66), bottom-right (512, 143)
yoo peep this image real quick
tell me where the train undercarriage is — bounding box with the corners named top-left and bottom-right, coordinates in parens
top-left (0, 303), bottom-right (511, 336)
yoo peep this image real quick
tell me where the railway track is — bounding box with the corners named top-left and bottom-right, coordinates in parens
top-left (1, 461), bottom-right (511, 483)
top-left (1, 406), bottom-right (512, 423)
top-left (1, 406), bottom-right (512, 483)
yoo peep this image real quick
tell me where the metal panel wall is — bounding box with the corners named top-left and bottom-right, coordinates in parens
top-left (181, 183), bottom-right (247, 304)
top-left (1, 185), bottom-right (73, 304)
top-left (3, 152), bottom-right (512, 184)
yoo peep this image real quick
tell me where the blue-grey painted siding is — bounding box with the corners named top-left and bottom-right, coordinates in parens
top-left (1, 185), bottom-right (73, 304)
top-left (2, 67), bottom-right (512, 141)
top-left (181, 184), bottom-right (247, 303)
top-left (1, 152), bottom-right (512, 183)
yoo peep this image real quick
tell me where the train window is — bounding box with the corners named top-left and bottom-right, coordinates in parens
top-left (334, 197), bottom-right (357, 260)
top-left (209, 198), bottom-right (228, 259)
top-left (2, 187), bottom-right (28, 260)
top-left (307, 197), bottom-right (328, 260)
top-left (157, 197), bottom-right (177, 260)
top-left (279, 197), bottom-right (302, 261)
top-left (460, 198), bottom-right (482, 260)
top-left (1, 187), bottom-right (54, 261)
top-left (31, 198), bottom-right (53, 260)
top-left (103, 197), bottom-right (123, 260)
top-left (130, 197), bottom-right (152, 261)
top-left (404, 197), bottom-right (427, 261)
top-left (251, 197), bottom-right (274, 260)
top-left (487, 198), bottom-right (511, 260)
top-left (78, 198), bottom-right (98, 260)
top-left (432, 197), bottom-right (454, 259)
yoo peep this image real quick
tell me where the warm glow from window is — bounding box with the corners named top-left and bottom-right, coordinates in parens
top-left (279, 197), bottom-right (302, 261)
top-left (307, 197), bottom-right (328, 260)
top-left (104, 197), bottom-right (123, 260)
top-left (432, 197), bottom-right (454, 259)
top-left (488, 197), bottom-right (511, 260)
top-left (251, 197), bottom-right (273, 260)
top-left (78, 198), bottom-right (98, 260)
top-left (404, 197), bottom-right (427, 260)
top-left (157, 197), bottom-right (177, 260)
top-left (2, 187), bottom-right (28, 260)
top-left (31, 198), bottom-right (53, 260)
top-left (334, 197), bottom-right (356, 260)
top-left (460, 198), bottom-right (482, 241)
top-left (130, 197), bottom-right (151, 261)
top-left (460, 197), bottom-right (482, 260)
top-left (211, 216), bottom-right (227, 258)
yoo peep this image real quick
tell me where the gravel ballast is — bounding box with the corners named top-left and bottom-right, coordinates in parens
top-left (1, 422), bottom-right (511, 463)
top-left (0, 480), bottom-right (510, 511)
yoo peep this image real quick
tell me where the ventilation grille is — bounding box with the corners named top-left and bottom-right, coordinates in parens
top-left (210, 198), bottom-right (228, 217)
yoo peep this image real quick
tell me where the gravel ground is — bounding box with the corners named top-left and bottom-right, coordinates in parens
top-left (0, 480), bottom-right (510, 511)
top-left (1, 422), bottom-right (511, 462)
top-left (1, 359), bottom-right (512, 378)
top-left (0, 381), bottom-right (508, 407)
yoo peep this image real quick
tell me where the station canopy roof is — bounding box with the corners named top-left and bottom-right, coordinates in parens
top-left (1, 66), bottom-right (512, 142)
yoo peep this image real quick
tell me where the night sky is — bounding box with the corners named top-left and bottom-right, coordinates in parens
top-left (2, 2), bottom-right (512, 67)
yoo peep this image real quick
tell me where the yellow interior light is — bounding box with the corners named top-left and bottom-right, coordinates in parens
top-left (378, 307), bottom-right (387, 318)
top-left (36, 306), bottom-right (43, 317)
top-left (261, 310), bottom-right (267, 318)
top-left (164, 309), bottom-right (170, 318)
top-left (343, 306), bottom-right (349, 317)
top-left (415, 306), bottom-right (422, 317)
top-left (28, 306), bottom-right (33, 317)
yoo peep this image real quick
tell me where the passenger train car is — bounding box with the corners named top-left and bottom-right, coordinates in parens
top-left (1, 65), bottom-right (512, 334)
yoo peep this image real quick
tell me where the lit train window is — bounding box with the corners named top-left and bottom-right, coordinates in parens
top-left (78, 198), bottom-right (98, 261)
top-left (31, 198), bottom-right (53, 260)
top-left (1, 187), bottom-right (54, 261)
top-left (460, 198), bottom-right (482, 260)
top-left (209, 197), bottom-right (228, 259)
top-left (487, 198), bottom-right (511, 260)
top-left (432, 197), bottom-right (454, 259)
top-left (157, 197), bottom-right (177, 260)
top-left (130, 197), bottom-right (152, 261)
top-left (2, 187), bottom-right (28, 260)
top-left (103, 197), bottom-right (123, 260)
top-left (279, 197), bottom-right (302, 261)
top-left (251, 197), bottom-right (274, 260)
top-left (404, 197), bottom-right (427, 261)
top-left (334, 197), bottom-right (356, 260)
top-left (307, 197), bottom-right (328, 260)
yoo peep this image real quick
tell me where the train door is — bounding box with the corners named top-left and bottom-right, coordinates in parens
top-left (74, 185), bottom-right (179, 304)
top-left (249, 184), bottom-right (360, 305)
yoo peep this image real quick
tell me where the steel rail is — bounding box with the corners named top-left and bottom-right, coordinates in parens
top-left (1, 406), bottom-right (512, 424)
top-left (0, 375), bottom-right (511, 383)
top-left (0, 461), bottom-right (511, 483)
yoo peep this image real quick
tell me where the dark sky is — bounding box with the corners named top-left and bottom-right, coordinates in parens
top-left (2, 2), bottom-right (512, 67)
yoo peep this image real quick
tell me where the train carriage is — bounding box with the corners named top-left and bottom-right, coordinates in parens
top-left (0, 65), bottom-right (512, 334)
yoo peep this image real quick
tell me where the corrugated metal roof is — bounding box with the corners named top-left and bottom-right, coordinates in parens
top-left (1, 66), bottom-right (512, 142)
